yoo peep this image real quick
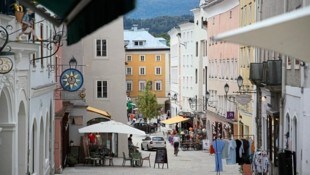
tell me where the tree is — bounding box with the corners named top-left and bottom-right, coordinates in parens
top-left (136, 81), bottom-right (160, 122)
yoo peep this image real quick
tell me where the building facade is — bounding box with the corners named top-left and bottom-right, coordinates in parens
top-left (236, 0), bottom-right (256, 139)
top-left (254, 0), bottom-right (310, 174)
top-left (124, 25), bottom-right (170, 109)
top-left (59, 16), bottom-right (128, 164)
top-left (0, 10), bottom-right (57, 175)
top-left (202, 0), bottom-right (240, 139)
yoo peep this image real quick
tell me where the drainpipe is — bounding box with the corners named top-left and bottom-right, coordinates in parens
top-left (26, 55), bottom-right (34, 175)
top-left (279, 0), bottom-right (288, 154)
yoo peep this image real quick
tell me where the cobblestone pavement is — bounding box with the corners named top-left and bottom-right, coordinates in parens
top-left (58, 130), bottom-right (242, 175)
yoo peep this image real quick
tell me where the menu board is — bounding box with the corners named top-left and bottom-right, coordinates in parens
top-left (154, 148), bottom-right (168, 168)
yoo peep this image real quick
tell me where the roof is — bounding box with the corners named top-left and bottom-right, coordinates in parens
top-left (124, 27), bottom-right (169, 50)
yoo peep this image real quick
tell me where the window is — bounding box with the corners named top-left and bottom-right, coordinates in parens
top-left (134, 40), bottom-right (144, 46)
top-left (195, 69), bottom-right (198, 83)
top-left (155, 67), bottom-right (161, 75)
top-left (294, 59), bottom-right (300, 69)
top-left (287, 57), bottom-right (291, 69)
top-left (155, 81), bottom-right (162, 91)
top-left (126, 67), bottom-right (132, 75)
top-left (140, 55), bottom-right (145, 62)
top-left (126, 81), bottom-right (132, 91)
top-left (139, 67), bottom-right (146, 75)
top-left (97, 80), bottom-right (107, 98)
top-left (139, 81), bottom-right (146, 91)
top-left (127, 55), bottom-right (132, 62)
top-left (155, 55), bottom-right (161, 61)
top-left (196, 42), bottom-right (198, 57)
top-left (96, 39), bottom-right (107, 57)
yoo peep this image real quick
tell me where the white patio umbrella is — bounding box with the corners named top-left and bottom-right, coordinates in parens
top-left (78, 120), bottom-right (146, 136)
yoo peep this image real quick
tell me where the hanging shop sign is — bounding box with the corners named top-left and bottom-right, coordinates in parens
top-left (0, 57), bottom-right (13, 74)
top-left (236, 94), bottom-right (252, 105)
top-left (226, 111), bottom-right (235, 119)
top-left (60, 68), bottom-right (84, 92)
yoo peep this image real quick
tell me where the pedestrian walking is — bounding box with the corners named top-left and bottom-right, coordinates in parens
top-left (173, 132), bottom-right (180, 156)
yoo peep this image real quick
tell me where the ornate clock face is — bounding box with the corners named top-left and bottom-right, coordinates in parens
top-left (60, 68), bottom-right (84, 92)
top-left (0, 57), bottom-right (13, 74)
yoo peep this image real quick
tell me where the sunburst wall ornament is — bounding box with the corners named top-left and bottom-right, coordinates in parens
top-left (60, 68), bottom-right (84, 92)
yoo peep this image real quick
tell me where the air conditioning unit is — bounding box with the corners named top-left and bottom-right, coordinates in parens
top-left (265, 60), bottom-right (282, 86)
top-left (249, 63), bottom-right (263, 85)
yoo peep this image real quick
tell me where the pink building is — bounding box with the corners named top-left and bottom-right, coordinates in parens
top-left (203, 0), bottom-right (240, 138)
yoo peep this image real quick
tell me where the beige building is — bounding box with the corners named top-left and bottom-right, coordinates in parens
top-left (61, 16), bottom-right (128, 159)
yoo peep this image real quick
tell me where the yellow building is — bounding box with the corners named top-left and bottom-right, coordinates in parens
top-left (237, 0), bottom-right (256, 137)
top-left (124, 25), bottom-right (170, 106)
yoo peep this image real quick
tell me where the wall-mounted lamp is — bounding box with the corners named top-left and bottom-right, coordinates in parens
top-left (224, 75), bottom-right (256, 97)
top-left (168, 92), bottom-right (178, 101)
top-left (188, 95), bottom-right (198, 111)
top-left (69, 56), bottom-right (77, 68)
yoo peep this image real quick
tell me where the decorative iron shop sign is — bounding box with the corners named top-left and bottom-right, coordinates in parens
top-left (236, 94), bottom-right (252, 105)
top-left (226, 111), bottom-right (234, 119)
top-left (60, 68), bottom-right (84, 92)
top-left (0, 57), bottom-right (13, 74)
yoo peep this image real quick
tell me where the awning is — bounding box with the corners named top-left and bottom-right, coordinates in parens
top-left (161, 115), bottom-right (190, 125)
top-left (86, 106), bottom-right (111, 118)
top-left (20, 0), bottom-right (136, 45)
top-left (214, 6), bottom-right (310, 63)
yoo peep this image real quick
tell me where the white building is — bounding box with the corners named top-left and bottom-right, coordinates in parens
top-left (168, 22), bottom-right (197, 117)
top-left (0, 12), bottom-right (57, 175)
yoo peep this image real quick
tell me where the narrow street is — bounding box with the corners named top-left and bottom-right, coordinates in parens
top-left (59, 130), bottom-right (241, 175)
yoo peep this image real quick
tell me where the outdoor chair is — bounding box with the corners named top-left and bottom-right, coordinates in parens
top-left (83, 144), bottom-right (101, 166)
top-left (122, 152), bottom-right (132, 166)
top-left (104, 155), bottom-right (114, 166)
top-left (130, 152), bottom-right (142, 167)
top-left (141, 153), bottom-right (151, 167)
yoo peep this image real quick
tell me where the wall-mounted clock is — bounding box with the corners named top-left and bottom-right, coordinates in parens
top-left (60, 68), bottom-right (84, 92)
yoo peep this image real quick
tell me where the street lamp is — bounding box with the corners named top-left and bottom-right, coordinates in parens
top-left (237, 75), bottom-right (243, 91)
top-left (69, 56), bottom-right (77, 68)
top-left (224, 83), bottom-right (229, 98)
top-left (188, 95), bottom-right (198, 111)
top-left (225, 75), bottom-right (255, 95)
top-left (168, 92), bottom-right (178, 101)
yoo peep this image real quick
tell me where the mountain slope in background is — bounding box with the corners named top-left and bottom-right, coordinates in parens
top-left (126, 0), bottom-right (200, 19)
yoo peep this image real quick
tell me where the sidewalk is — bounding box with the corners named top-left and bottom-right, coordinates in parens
top-left (58, 130), bottom-right (242, 175)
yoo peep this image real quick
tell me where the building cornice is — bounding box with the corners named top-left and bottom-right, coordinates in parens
top-left (31, 83), bottom-right (56, 98)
